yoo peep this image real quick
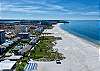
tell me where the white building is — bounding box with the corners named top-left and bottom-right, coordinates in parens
top-left (0, 60), bottom-right (16, 71)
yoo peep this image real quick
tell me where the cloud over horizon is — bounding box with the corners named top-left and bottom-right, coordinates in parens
top-left (0, 0), bottom-right (100, 20)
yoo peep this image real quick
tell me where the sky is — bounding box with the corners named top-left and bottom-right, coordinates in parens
top-left (0, 0), bottom-right (100, 20)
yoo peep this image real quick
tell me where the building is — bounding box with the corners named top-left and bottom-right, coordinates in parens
top-left (18, 45), bottom-right (32, 55)
top-left (0, 30), bottom-right (5, 44)
top-left (18, 33), bottom-right (29, 39)
top-left (0, 24), bottom-right (5, 30)
top-left (29, 37), bottom-right (39, 45)
top-left (20, 25), bottom-right (28, 32)
top-left (0, 60), bottom-right (16, 71)
top-left (14, 24), bottom-right (21, 34)
top-left (28, 25), bottom-right (37, 34)
top-left (5, 32), bottom-right (16, 39)
top-left (0, 45), bottom-right (6, 54)
top-left (35, 27), bottom-right (44, 33)
top-left (4, 55), bottom-right (23, 61)
top-left (2, 40), bottom-right (14, 47)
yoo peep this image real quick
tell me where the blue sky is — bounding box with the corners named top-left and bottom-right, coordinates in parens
top-left (0, 0), bottom-right (100, 20)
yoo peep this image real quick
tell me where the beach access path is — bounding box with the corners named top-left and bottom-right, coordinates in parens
top-left (37, 23), bottom-right (100, 71)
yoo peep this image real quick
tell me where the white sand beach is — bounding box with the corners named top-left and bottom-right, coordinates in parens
top-left (37, 23), bottom-right (100, 71)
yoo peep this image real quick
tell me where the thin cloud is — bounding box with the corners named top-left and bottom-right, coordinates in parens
top-left (21, 0), bottom-right (69, 12)
top-left (1, 2), bottom-right (47, 13)
top-left (1, 0), bottom-right (99, 20)
top-left (84, 12), bottom-right (100, 15)
top-left (1, 1), bottom-right (69, 14)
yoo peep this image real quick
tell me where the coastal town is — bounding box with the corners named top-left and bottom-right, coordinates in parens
top-left (0, 0), bottom-right (100, 71)
top-left (0, 20), bottom-right (100, 71)
top-left (0, 20), bottom-right (66, 71)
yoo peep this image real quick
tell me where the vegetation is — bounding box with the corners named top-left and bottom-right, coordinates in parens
top-left (32, 31), bottom-right (41, 36)
top-left (16, 36), bottom-right (65, 71)
top-left (16, 51), bottom-right (30, 71)
top-left (30, 36), bottom-right (65, 61)
top-left (15, 39), bottom-right (31, 71)
top-left (46, 25), bottom-right (54, 29)
top-left (16, 58), bottom-right (28, 71)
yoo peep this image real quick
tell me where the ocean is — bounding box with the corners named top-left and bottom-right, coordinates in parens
top-left (60, 20), bottom-right (100, 45)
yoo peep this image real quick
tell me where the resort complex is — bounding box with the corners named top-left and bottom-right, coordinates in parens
top-left (0, 0), bottom-right (99, 71)
top-left (0, 20), bottom-right (65, 71)
top-left (0, 20), bottom-right (100, 71)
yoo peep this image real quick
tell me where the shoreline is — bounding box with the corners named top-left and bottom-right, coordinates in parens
top-left (38, 23), bottom-right (100, 71)
top-left (58, 23), bottom-right (99, 48)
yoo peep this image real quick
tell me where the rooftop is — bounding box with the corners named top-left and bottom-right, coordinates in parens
top-left (0, 60), bottom-right (16, 70)
top-left (18, 32), bottom-right (29, 34)
top-left (0, 45), bottom-right (6, 48)
top-left (2, 40), bottom-right (14, 47)
top-left (18, 45), bottom-right (32, 54)
top-left (0, 30), bottom-right (5, 32)
top-left (5, 55), bottom-right (23, 60)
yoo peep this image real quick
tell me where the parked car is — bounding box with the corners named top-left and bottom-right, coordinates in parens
top-left (56, 60), bottom-right (61, 64)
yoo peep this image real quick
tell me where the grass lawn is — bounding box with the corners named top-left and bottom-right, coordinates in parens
top-left (16, 36), bottom-right (65, 70)
top-left (16, 58), bottom-right (28, 71)
top-left (30, 36), bottom-right (65, 61)
top-left (16, 51), bottom-right (30, 71)
top-left (46, 25), bottom-right (54, 29)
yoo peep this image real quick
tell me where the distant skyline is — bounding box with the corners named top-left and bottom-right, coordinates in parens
top-left (0, 0), bottom-right (100, 20)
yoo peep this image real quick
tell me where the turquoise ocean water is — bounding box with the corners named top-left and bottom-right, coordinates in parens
top-left (60, 20), bottom-right (100, 45)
